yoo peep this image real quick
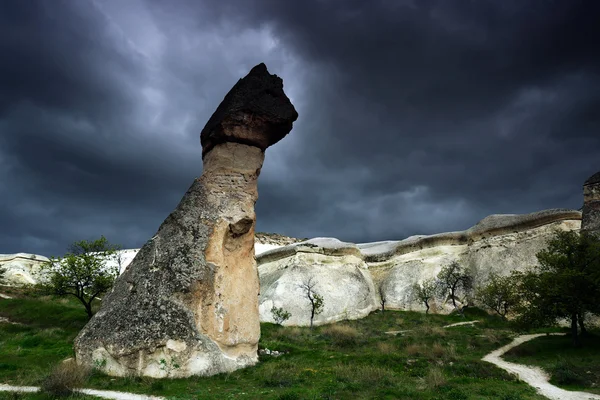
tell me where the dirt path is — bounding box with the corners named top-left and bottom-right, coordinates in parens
top-left (482, 333), bottom-right (600, 400)
top-left (0, 384), bottom-right (165, 400)
top-left (443, 320), bottom-right (480, 328)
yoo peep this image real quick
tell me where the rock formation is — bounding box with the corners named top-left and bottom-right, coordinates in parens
top-left (257, 209), bottom-right (581, 324)
top-left (582, 171), bottom-right (600, 236)
top-left (0, 253), bottom-right (48, 286)
top-left (73, 63), bottom-right (298, 378)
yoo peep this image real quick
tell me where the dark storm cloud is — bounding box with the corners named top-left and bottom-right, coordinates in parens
top-left (1, 0), bottom-right (599, 255)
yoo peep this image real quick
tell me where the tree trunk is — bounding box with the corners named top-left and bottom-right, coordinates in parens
top-left (450, 289), bottom-right (457, 309)
top-left (84, 302), bottom-right (93, 320)
top-left (425, 301), bottom-right (430, 315)
top-left (571, 313), bottom-right (580, 347)
top-left (577, 313), bottom-right (587, 337)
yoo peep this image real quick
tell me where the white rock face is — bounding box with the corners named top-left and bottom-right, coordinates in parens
top-left (2, 209), bottom-right (583, 326)
top-left (259, 239), bottom-right (378, 326)
top-left (0, 239), bottom-right (289, 287)
top-left (0, 253), bottom-right (49, 286)
top-left (257, 209), bottom-right (582, 323)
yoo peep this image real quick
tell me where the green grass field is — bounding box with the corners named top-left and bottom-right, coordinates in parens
top-left (0, 287), bottom-right (596, 400)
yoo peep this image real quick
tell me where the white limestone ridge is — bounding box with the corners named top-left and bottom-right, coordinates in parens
top-left (256, 208), bottom-right (582, 326)
top-left (0, 209), bottom-right (582, 328)
top-left (0, 235), bottom-right (299, 286)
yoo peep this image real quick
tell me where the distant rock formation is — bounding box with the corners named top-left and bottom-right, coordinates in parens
top-left (73, 63), bottom-right (298, 378)
top-left (0, 235), bottom-right (299, 287)
top-left (257, 209), bottom-right (581, 325)
top-left (0, 253), bottom-right (48, 286)
top-left (582, 171), bottom-right (600, 236)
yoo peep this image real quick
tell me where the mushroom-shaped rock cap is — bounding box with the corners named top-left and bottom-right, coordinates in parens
top-left (584, 171), bottom-right (600, 186)
top-left (200, 63), bottom-right (299, 157)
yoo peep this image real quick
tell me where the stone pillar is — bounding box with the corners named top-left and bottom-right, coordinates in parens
top-left (582, 171), bottom-right (600, 236)
top-left (74, 63), bottom-right (298, 378)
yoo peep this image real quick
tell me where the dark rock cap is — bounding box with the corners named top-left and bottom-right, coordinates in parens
top-left (584, 171), bottom-right (600, 186)
top-left (200, 63), bottom-right (299, 157)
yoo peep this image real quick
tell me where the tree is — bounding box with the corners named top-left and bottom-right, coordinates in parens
top-left (0, 266), bottom-right (7, 286)
top-left (271, 306), bottom-right (291, 325)
top-left (40, 236), bottom-right (121, 319)
top-left (514, 230), bottom-right (600, 346)
top-left (299, 276), bottom-right (324, 329)
top-left (476, 272), bottom-right (520, 319)
top-left (412, 278), bottom-right (437, 314)
top-left (378, 281), bottom-right (386, 313)
top-left (436, 261), bottom-right (473, 311)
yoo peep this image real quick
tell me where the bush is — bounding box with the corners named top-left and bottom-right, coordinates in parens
top-left (551, 358), bottom-right (589, 386)
top-left (271, 306), bottom-right (292, 325)
top-left (421, 366), bottom-right (446, 389)
top-left (41, 360), bottom-right (90, 397)
top-left (320, 324), bottom-right (362, 347)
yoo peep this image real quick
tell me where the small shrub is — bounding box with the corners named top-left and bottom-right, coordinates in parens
top-left (376, 341), bottom-right (397, 354)
top-left (41, 360), bottom-right (90, 397)
top-left (320, 324), bottom-right (361, 347)
top-left (271, 306), bottom-right (292, 325)
top-left (421, 366), bottom-right (446, 390)
top-left (406, 343), bottom-right (425, 356)
top-left (431, 342), bottom-right (446, 359)
top-left (551, 359), bottom-right (588, 385)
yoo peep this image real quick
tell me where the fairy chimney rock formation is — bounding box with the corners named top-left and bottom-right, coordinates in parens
top-left (74, 63), bottom-right (298, 378)
top-left (582, 171), bottom-right (600, 236)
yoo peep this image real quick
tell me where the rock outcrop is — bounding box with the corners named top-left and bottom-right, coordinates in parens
top-left (257, 209), bottom-right (582, 323)
top-left (0, 253), bottom-right (48, 286)
top-left (259, 238), bottom-right (378, 326)
top-left (582, 171), bottom-right (600, 236)
top-left (74, 63), bottom-right (298, 378)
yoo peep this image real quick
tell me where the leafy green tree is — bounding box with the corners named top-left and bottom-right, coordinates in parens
top-left (515, 231), bottom-right (600, 346)
top-left (476, 272), bottom-right (520, 319)
top-left (436, 261), bottom-right (473, 311)
top-left (299, 276), bottom-right (324, 330)
top-left (271, 306), bottom-right (292, 325)
top-left (412, 278), bottom-right (437, 314)
top-left (40, 236), bottom-right (121, 319)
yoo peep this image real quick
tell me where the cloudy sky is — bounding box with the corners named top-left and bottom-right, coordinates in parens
top-left (1, 0), bottom-right (599, 256)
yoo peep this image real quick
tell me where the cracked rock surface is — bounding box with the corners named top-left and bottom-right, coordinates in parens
top-left (583, 171), bottom-right (600, 236)
top-left (74, 63), bottom-right (297, 378)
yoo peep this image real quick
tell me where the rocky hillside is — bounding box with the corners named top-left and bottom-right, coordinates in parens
top-left (0, 234), bottom-right (302, 286)
top-left (257, 208), bottom-right (581, 326)
top-left (0, 209), bottom-right (583, 327)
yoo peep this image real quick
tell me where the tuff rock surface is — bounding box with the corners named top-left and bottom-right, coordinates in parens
top-left (73, 63), bottom-right (297, 378)
top-left (257, 209), bottom-right (582, 324)
top-left (582, 171), bottom-right (600, 236)
top-left (0, 253), bottom-right (48, 286)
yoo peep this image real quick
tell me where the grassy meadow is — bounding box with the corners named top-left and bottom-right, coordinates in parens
top-left (0, 286), bottom-right (598, 400)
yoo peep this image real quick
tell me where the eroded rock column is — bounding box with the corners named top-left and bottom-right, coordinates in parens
top-left (74, 63), bottom-right (298, 378)
top-left (582, 171), bottom-right (600, 236)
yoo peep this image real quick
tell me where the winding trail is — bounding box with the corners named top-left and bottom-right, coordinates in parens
top-left (482, 333), bottom-right (600, 400)
top-left (443, 320), bottom-right (480, 328)
top-left (0, 384), bottom-right (164, 400)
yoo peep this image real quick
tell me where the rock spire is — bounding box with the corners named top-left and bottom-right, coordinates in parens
top-left (74, 63), bottom-right (298, 378)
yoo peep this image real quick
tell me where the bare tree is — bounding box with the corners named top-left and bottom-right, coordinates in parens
top-left (412, 279), bottom-right (437, 314)
top-left (437, 261), bottom-right (473, 313)
top-left (378, 281), bottom-right (386, 313)
top-left (298, 276), bottom-right (324, 329)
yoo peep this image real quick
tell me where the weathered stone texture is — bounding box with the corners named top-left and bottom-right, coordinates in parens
top-left (201, 63), bottom-right (299, 157)
top-left (582, 171), bottom-right (600, 236)
top-left (74, 63), bottom-right (297, 378)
